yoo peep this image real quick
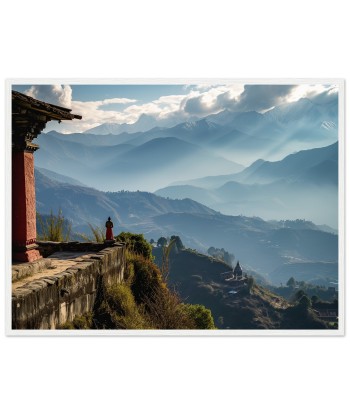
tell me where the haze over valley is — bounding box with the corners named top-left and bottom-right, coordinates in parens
top-left (18, 82), bottom-right (338, 292)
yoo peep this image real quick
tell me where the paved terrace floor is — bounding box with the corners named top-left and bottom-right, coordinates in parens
top-left (12, 252), bottom-right (95, 292)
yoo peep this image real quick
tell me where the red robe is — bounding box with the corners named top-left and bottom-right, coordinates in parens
top-left (105, 220), bottom-right (114, 240)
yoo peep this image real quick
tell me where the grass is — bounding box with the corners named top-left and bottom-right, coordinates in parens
top-left (77, 223), bottom-right (105, 243)
top-left (37, 209), bottom-right (72, 242)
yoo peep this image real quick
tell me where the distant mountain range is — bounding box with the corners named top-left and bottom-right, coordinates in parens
top-left (34, 133), bottom-right (243, 192)
top-left (36, 167), bottom-right (87, 187)
top-left (155, 142), bottom-right (338, 227)
top-left (34, 95), bottom-right (338, 195)
top-left (35, 168), bottom-right (338, 285)
top-left (33, 94), bottom-right (338, 258)
top-left (84, 113), bottom-right (192, 135)
top-left (35, 169), bottom-right (216, 231)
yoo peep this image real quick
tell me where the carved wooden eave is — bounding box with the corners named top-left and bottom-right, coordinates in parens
top-left (12, 90), bottom-right (82, 152)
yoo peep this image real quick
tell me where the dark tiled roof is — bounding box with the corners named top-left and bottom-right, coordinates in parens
top-left (12, 90), bottom-right (82, 150)
top-left (12, 90), bottom-right (82, 121)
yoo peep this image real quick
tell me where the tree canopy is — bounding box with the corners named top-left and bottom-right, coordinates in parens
top-left (157, 237), bottom-right (168, 247)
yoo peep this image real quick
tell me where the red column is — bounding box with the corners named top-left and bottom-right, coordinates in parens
top-left (12, 150), bottom-right (42, 262)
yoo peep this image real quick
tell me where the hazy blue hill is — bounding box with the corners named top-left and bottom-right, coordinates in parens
top-left (171, 159), bottom-right (265, 189)
top-left (36, 131), bottom-right (245, 192)
top-left (241, 141), bottom-right (338, 184)
top-left (107, 136), bottom-right (244, 190)
top-left (36, 168), bottom-right (338, 284)
top-left (35, 134), bottom-right (135, 180)
top-left (268, 261), bottom-right (338, 285)
top-left (170, 141), bottom-right (337, 189)
top-left (152, 212), bottom-right (338, 279)
top-left (35, 170), bottom-right (216, 231)
top-left (40, 95), bottom-right (339, 190)
top-left (44, 130), bottom-right (133, 147)
top-left (118, 136), bottom-right (200, 166)
top-left (207, 128), bottom-right (269, 151)
top-left (297, 159), bottom-right (338, 186)
top-left (155, 185), bottom-right (216, 206)
top-left (106, 191), bottom-right (216, 220)
top-left (156, 142), bottom-right (338, 226)
top-left (269, 219), bottom-right (336, 233)
top-left (157, 178), bottom-right (338, 229)
top-left (35, 170), bottom-right (123, 227)
top-left (35, 167), bottom-right (87, 186)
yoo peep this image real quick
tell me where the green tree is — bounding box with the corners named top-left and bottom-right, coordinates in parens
top-left (170, 235), bottom-right (184, 250)
top-left (157, 236), bottom-right (167, 247)
top-left (293, 289), bottom-right (307, 303)
top-left (298, 295), bottom-right (312, 310)
top-left (286, 277), bottom-right (296, 289)
top-left (207, 246), bottom-right (234, 266)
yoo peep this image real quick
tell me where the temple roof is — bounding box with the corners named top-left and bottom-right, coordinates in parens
top-left (12, 90), bottom-right (82, 151)
top-left (12, 90), bottom-right (82, 121)
top-left (233, 261), bottom-right (243, 277)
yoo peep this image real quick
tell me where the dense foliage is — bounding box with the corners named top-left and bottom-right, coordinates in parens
top-left (116, 232), bottom-right (154, 260)
top-left (89, 233), bottom-right (216, 330)
top-left (207, 246), bottom-right (235, 266)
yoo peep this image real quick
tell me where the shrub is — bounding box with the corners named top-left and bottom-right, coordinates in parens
top-left (102, 284), bottom-right (150, 329)
top-left (58, 313), bottom-right (93, 329)
top-left (142, 287), bottom-right (196, 329)
top-left (128, 253), bottom-right (166, 304)
top-left (116, 232), bottom-right (153, 260)
top-left (182, 304), bottom-right (216, 329)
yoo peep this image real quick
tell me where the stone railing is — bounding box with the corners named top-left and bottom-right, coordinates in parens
top-left (12, 242), bottom-right (126, 329)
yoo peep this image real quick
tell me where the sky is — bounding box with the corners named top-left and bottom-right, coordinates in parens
top-left (12, 83), bottom-right (338, 134)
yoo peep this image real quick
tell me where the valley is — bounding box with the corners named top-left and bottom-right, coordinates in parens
top-left (29, 86), bottom-right (339, 329)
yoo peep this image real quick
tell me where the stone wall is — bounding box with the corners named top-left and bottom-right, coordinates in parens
top-left (12, 244), bottom-right (126, 329)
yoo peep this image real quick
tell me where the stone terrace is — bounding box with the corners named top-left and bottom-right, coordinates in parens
top-left (12, 241), bottom-right (126, 329)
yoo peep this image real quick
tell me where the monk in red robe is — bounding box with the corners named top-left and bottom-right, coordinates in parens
top-left (105, 217), bottom-right (114, 240)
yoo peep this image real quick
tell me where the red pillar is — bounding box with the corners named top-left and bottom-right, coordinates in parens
top-left (12, 149), bottom-right (42, 262)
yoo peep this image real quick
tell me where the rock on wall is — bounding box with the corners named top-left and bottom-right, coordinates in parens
top-left (12, 244), bottom-right (126, 329)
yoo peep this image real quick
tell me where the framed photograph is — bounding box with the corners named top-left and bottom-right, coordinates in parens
top-left (6, 79), bottom-right (345, 335)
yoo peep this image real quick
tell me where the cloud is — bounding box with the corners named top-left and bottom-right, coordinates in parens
top-left (183, 84), bottom-right (292, 115)
top-left (182, 84), bottom-right (338, 116)
top-left (229, 85), bottom-right (296, 112)
top-left (100, 97), bottom-right (137, 105)
top-left (183, 84), bottom-right (244, 115)
top-left (285, 84), bottom-right (338, 104)
top-left (32, 83), bottom-right (338, 134)
top-left (25, 85), bottom-right (73, 108)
